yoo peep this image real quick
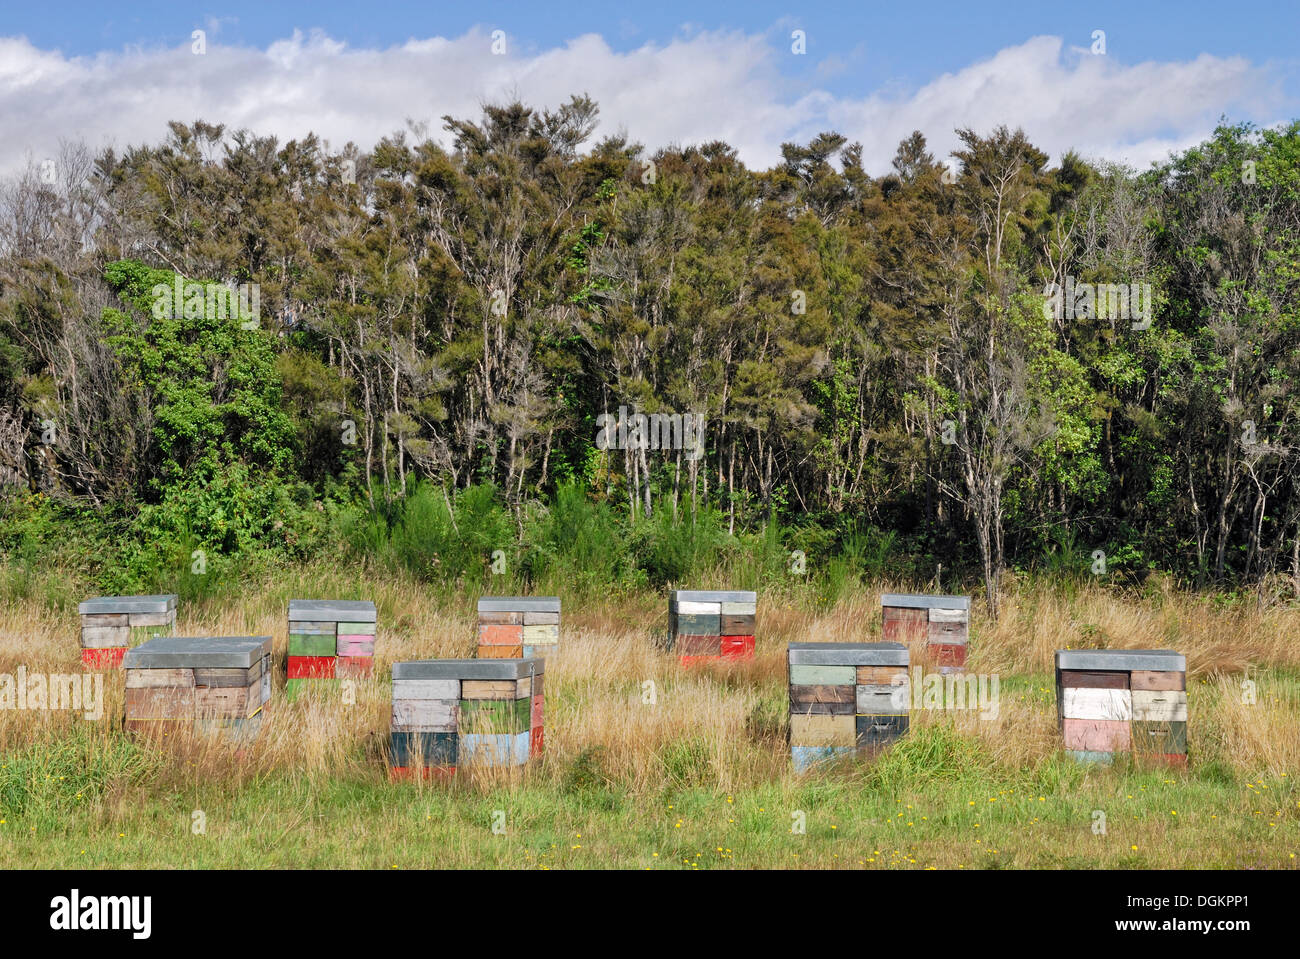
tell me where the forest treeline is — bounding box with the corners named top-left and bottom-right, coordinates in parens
top-left (1, 97), bottom-right (1298, 614)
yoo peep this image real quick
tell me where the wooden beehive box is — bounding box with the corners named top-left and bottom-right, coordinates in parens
top-left (788, 641), bottom-right (909, 772)
top-left (1055, 649), bottom-right (1187, 767)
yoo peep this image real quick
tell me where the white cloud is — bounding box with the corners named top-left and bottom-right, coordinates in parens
top-left (0, 28), bottom-right (1285, 178)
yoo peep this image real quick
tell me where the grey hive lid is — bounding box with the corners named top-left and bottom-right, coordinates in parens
top-left (880, 593), bottom-right (970, 610)
top-left (670, 590), bottom-right (757, 603)
top-left (78, 594), bottom-right (177, 615)
top-left (788, 641), bottom-right (908, 666)
top-left (123, 636), bottom-right (272, 669)
top-left (392, 658), bottom-right (543, 680)
top-left (1055, 649), bottom-right (1185, 672)
top-left (476, 597), bottom-right (561, 613)
top-left (288, 599), bottom-right (377, 622)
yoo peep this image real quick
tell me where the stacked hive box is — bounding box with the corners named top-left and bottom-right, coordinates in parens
top-left (122, 636), bottom-right (272, 739)
top-left (668, 590), bottom-right (756, 663)
top-left (789, 642), bottom-right (910, 772)
top-left (286, 599), bottom-right (377, 695)
top-left (1055, 649), bottom-right (1187, 767)
top-left (389, 658), bottom-right (544, 779)
top-left (77, 594), bottom-right (177, 669)
top-left (881, 593), bottom-right (970, 669)
top-left (476, 597), bottom-right (560, 659)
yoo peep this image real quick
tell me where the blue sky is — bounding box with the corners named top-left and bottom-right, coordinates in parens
top-left (1, 1), bottom-right (1296, 175)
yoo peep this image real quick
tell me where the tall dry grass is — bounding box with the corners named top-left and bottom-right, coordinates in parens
top-left (0, 565), bottom-right (1297, 801)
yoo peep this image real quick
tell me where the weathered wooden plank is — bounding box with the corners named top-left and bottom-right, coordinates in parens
top-left (673, 613), bottom-right (722, 635)
top-left (1132, 720), bottom-right (1187, 754)
top-left (855, 714), bottom-right (909, 746)
top-left (790, 745), bottom-right (855, 773)
top-left (195, 683), bottom-right (261, 719)
top-left (927, 621), bottom-right (968, 643)
top-left (855, 684), bottom-right (908, 714)
top-left (676, 634), bottom-right (722, 656)
top-left (288, 633), bottom-right (336, 657)
top-left (789, 713), bottom-right (855, 747)
top-left (1059, 669), bottom-right (1129, 689)
top-left (392, 679), bottom-right (460, 700)
top-left (478, 644), bottom-right (523, 659)
top-left (1062, 718), bottom-right (1131, 751)
top-left (462, 679), bottom-right (518, 700)
top-left (522, 624), bottom-right (559, 644)
top-left (927, 643), bottom-right (967, 667)
top-left (287, 655), bottom-right (336, 679)
top-left (789, 664), bottom-right (857, 685)
top-left (928, 607), bottom-right (970, 624)
top-left (522, 612), bottom-right (560, 626)
top-left (673, 600), bottom-right (722, 615)
top-left (857, 665), bottom-right (908, 685)
top-left (1131, 690), bottom-right (1187, 722)
top-left (389, 731), bottom-right (457, 767)
top-left (125, 667), bottom-right (195, 688)
top-left (336, 621), bottom-right (376, 635)
top-left (81, 626), bottom-right (130, 648)
top-left (478, 610), bottom-right (523, 625)
top-left (124, 687), bottom-right (195, 720)
top-left (126, 611), bottom-right (175, 628)
top-left (80, 613), bottom-right (129, 627)
top-left (1130, 670), bottom-right (1186, 691)
top-left (881, 606), bottom-right (929, 623)
top-left (721, 614), bottom-right (755, 635)
top-left (1062, 687), bottom-right (1132, 721)
top-left (790, 683), bottom-right (855, 705)
top-left (720, 601), bottom-right (757, 615)
top-left (335, 636), bottom-right (375, 657)
top-left (720, 635), bottom-right (755, 659)
top-left (479, 624), bottom-right (524, 645)
top-left (392, 699), bottom-right (457, 730)
top-left (788, 701), bottom-right (855, 716)
top-left (883, 620), bottom-right (928, 643)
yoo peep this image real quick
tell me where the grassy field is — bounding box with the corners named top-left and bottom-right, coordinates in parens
top-left (0, 565), bottom-right (1297, 869)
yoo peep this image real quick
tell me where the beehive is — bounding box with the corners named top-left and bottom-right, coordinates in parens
top-left (286, 599), bottom-right (377, 695)
top-left (668, 589), bottom-right (756, 663)
top-left (389, 658), bottom-right (544, 780)
top-left (788, 641), bottom-right (909, 772)
top-left (122, 636), bottom-right (271, 740)
top-left (77, 594), bottom-right (177, 669)
top-left (880, 593), bottom-right (969, 669)
top-left (476, 597), bottom-right (560, 659)
top-left (1055, 649), bottom-right (1187, 766)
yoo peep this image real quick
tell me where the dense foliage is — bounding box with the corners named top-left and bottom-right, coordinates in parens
top-left (2, 105), bottom-right (1298, 612)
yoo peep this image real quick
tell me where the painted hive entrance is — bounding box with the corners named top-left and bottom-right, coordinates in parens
top-left (477, 597), bottom-right (560, 659)
top-left (668, 590), bottom-right (756, 664)
top-left (880, 593), bottom-right (969, 669)
top-left (286, 599), bottom-right (377, 695)
top-left (788, 642), bottom-right (909, 772)
top-left (77, 594), bottom-right (177, 669)
top-left (1055, 649), bottom-right (1187, 767)
top-left (122, 636), bottom-right (272, 740)
top-left (389, 658), bottom-right (544, 780)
